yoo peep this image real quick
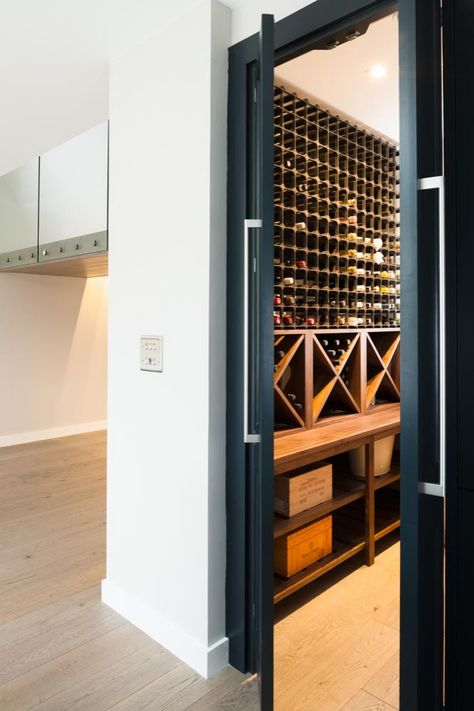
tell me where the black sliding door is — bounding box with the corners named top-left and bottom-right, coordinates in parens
top-left (227, 14), bottom-right (275, 711)
top-left (399, 0), bottom-right (445, 708)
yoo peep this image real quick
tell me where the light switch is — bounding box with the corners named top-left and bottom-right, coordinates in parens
top-left (140, 336), bottom-right (163, 372)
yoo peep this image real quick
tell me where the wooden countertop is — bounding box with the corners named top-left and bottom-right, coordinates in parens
top-left (274, 404), bottom-right (400, 474)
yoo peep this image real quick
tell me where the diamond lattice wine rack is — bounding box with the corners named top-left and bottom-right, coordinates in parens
top-left (274, 329), bottom-right (400, 433)
top-left (273, 87), bottom-right (400, 330)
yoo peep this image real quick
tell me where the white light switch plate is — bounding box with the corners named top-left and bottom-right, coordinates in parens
top-left (140, 336), bottom-right (163, 372)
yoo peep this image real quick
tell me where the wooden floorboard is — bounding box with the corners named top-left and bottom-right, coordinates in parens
top-left (0, 430), bottom-right (399, 711)
top-left (341, 689), bottom-right (397, 710)
top-left (0, 431), bottom-right (257, 711)
top-left (274, 537), bottom-right (400, 711)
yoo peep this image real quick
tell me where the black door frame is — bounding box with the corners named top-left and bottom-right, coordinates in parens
top-left (226, 1), bottom-right (446, 708)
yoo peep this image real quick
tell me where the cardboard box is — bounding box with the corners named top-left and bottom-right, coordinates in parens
top-left (274, 462), bottom-right (333, 518)
top-left (274, 515), bottom-right (333, 578)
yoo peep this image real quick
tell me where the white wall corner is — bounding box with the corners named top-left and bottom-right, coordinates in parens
top-left (106, 0), bottom-right (230, 684)
top-left (207, 0), bottom-right (232, 672)
top-left (101, 578), bottom-right (229, 678)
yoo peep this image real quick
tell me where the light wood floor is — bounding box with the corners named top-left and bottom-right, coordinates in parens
top-left (275, 536), bottom-right (400, 711)
top-left (0, 431), bottom-right (259, 711)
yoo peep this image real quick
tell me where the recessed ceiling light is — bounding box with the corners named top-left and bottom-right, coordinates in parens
top-left (369, 64), bottom-right (387, 79)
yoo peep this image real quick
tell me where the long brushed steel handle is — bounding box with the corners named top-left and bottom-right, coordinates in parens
top-left (244, 218), bottom-right (262, 444)
top-left (418, 176), bottom-right (445, 497)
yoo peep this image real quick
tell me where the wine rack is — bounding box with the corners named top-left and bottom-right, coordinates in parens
top-left (273, 86), bottom-right (400, 329)
top-left (274, 328), bottom-right (400, 433)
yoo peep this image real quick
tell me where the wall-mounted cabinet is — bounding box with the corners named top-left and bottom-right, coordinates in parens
top-left (0, 159), bottom-right (39, 269)
top-left (0, 121), bottom-right (108, 278)
top-left (39, 122), bottom-right (108, 263)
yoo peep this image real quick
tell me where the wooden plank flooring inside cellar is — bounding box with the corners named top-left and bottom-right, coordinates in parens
top-left (274, 536), bottom-right (400, 711)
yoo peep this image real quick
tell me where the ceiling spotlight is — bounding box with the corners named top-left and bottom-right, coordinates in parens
top-left (369, 64), bottom-right (387, 79)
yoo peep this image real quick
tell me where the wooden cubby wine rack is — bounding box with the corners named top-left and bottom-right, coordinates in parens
top-left (274, 328), bottom-right (400, 433)
top-left (273, 86), bottom-right (400, 329)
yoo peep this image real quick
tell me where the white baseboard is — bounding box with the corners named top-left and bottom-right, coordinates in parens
top-left (0, 420), bottom-right (107, 448)
top-left (101, 578), bottom-right (229, 679)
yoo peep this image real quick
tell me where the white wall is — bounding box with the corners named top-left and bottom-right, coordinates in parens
top-left (0, 274), bottom-right (108, 446)
top-left (103, 0), bottom-right (231, 678)
top-left (231, 0), bottom-right (311, 44)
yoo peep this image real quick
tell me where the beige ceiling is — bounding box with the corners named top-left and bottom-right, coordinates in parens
top-left (275, 13), bottom-right (399, 142)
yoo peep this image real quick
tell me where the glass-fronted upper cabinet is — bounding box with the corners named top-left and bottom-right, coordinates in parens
top-left (39, 121), bottom-right (108, 261)
top-left (0, 159), bottom-right (39, 269)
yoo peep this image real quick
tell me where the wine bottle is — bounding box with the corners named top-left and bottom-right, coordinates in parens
top-left (295, 221), bottom-right (307, 230)
top-left (283, 277), bottom-right (294, 286)
top-left (295, 260), bottom-right (307, 268)
top-left (283, 295), bottom-right (296, 306)
top-left (306, 317), bottom-right (316, 326)
top-left (274, 294), bottom-right (282, 306)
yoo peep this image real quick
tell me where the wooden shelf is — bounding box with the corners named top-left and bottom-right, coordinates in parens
top-left (375, 517), bottom-right (400, 541)
top-left (374, 488), bottom-right (400, 541)
top-left (274, 471), bottom-right (365, 539)
top-left (274, 402), bottom-right (400, 474)
top-left (274, 538), bottom-right (366, 604)
top-left (374, 460), bottom-right (400, 490)
top-left (273, 410), bottom-right (400, 602)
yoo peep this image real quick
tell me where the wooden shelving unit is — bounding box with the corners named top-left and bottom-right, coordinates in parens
top-left (275, 328), bottom-right (400, 432)
top-left (272, 88), bottom-right (401, 604)
top-left (273, 86), bottom-right (400, 329)
top-left (274, 441), bottom-right (400, 604)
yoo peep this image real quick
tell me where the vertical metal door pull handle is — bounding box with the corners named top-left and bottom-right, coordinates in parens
top-left (417, 176), bottom-right (445, 497)
top-left (244, 218), bottom-right (262, 444)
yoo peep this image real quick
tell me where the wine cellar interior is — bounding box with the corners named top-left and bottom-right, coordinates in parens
top-left (273, 16), bottom-right (402, 707)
